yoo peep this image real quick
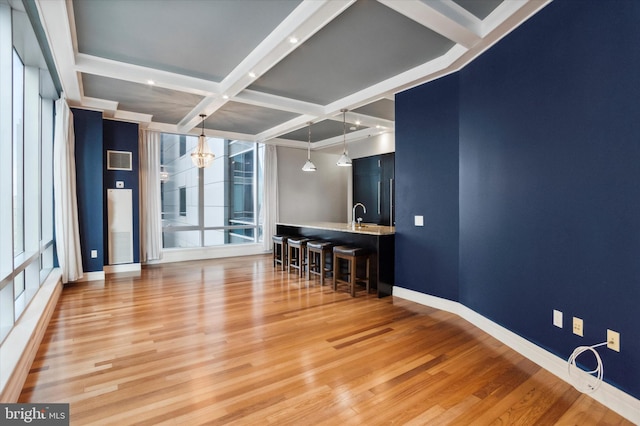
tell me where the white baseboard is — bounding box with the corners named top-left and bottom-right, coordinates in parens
top-left (146, 244), bottom-right (268, 265)
top-left (104, 263), bottom-right (141, 275)
top-left (392, 286), bottom-right (640, 425)
top-left (72, 271), bottom-right (105, 282)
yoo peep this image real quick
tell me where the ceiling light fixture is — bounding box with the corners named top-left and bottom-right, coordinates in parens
top-left (289, 36), bottom-right (298, 44)
top-left (160, 165), bottom-right (169, 182)
top-left (248, 71), bottom-right (257, 78)
top-left (302, 121), bottom-right (317, 172)
top-left (336, 109), bottom-right (352, 167)
top-left (191, 114), bottom-right (215, 168)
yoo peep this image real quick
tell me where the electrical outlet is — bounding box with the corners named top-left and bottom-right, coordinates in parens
top-left (607, 329), bottom-right (620, 352)
top-left (572, 317), bottom-right (583, 336)
top-left (553, 309), bottom-right (563, 328)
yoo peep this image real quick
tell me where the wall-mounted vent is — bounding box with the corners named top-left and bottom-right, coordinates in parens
top-left (107, 150), bottom-right (132, 171)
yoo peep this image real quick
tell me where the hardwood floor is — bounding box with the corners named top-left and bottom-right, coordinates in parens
top-left (19, 255), bottom-right (633, 425)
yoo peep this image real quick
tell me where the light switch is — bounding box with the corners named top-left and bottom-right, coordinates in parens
top-left (91, 250), bottom-right (98, 258)
top-left (116, 181), bottom-right (125, 188)
top-left (414, 215), bottom-right (424, 227)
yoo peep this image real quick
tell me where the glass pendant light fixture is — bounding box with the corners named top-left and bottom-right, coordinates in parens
top-left (336, 109), bottom-right (352, 167)
top-left (159, 165), bottom-right (169, 182)
top-left (191, 114), bottom-right (215, 168)
top-left (302, 121), bottom-right (317, 172)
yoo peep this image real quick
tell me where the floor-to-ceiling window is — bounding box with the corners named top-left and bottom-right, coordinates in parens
top-left (160, 133), bottom-right (263, 249)
top-left (0, 3), bottom-right (57, 344)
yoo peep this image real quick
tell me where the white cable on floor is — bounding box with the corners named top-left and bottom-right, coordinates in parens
top-left (567, 341), bottom-right (606, 393)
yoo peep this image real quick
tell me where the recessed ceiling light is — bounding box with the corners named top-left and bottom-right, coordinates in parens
top-left (147, 80), bottom-right (155, 85)
top-left (355, 120), bottom-right (361, 126)
top-left (222, 95), bottom-right (229, 100)
top-left (248, 71), bottom-right (257, 78)
top-left (289, 36), bottom-right (298, 44)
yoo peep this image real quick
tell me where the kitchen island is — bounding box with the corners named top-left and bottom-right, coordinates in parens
top-left (276, 221), bottom-right (395, 297)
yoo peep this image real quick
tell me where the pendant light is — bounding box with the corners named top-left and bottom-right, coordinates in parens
top-left (191, 114), bottom-right (215, 168)
top-left (336, 109), bottom-right (352, 167)
top-left (302, 121), bottom-right (317, 172)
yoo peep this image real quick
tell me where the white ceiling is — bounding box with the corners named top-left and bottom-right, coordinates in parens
top-left (35, 0), bottom-right (550, 150)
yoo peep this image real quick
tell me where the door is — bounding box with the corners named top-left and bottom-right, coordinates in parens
top-left (353, 153), bottom-right (395, 225)
top-left (353, 155), bottom-right (380, 224)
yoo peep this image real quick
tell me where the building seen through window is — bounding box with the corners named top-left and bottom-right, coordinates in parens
top-left (160, 133), bottom-right (263, 248)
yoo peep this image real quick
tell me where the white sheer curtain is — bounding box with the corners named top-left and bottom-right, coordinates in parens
top-left (261, 144), bottom-right (278, 251)
top-left (53, 97), bottom-right (83, 283)
top-left (139, 129), bottom-right (163, 262)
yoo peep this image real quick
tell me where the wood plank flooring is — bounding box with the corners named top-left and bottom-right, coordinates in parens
top-left (19, 255), bottom-right (633, 425)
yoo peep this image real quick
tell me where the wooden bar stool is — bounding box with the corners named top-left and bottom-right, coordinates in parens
top-left (287, 237), bottom-right (310, 277)
top-left (333, 246), bottom-right (370, 297)
top-left (306, 240), bottom-right (334, 285)
top-left (272, 235), bottom-right (288, 270)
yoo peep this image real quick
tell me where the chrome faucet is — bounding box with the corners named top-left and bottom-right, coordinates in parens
top-left (352, 202), bottom-right (366, 228)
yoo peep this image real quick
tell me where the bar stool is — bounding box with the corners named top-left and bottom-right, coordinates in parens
top-left (272, 235), bottom-right (288, 270)
top-left (333, 246), bottom-right (370, 297)
top-left (307, 240), bottom-right (334, 285)
top-left (287, 237), bottom-right (310, 277)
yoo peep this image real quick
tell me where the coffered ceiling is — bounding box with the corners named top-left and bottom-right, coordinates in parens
top-left (35, 0), bottom-right (550, 149)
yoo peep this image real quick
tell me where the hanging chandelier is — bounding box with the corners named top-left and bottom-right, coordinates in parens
top-left (302, 121), bottom-right (317, 172)
top-left (336, 109), bottom-right (352, 167)
top-left (191, 114), bottom-right (215, 168)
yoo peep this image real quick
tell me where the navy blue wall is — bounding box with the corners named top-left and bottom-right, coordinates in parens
top-left (395, 74), bottom-right (459, 301)
top-left (396, 0), bottom-right (640, 398)
top-left (72, 109), bottom-right (104, 272)
top-left (103, 120), bottom-right (140, 264)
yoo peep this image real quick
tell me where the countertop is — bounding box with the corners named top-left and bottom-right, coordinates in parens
top-left (277, 221), bottom-right (395, 236)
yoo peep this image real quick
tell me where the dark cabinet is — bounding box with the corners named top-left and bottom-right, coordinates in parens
top-left (353, 153), bottom-right (395, 226)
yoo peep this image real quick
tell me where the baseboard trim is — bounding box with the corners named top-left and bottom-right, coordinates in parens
top-left (73, 271), bottom-right (105, 282)
top-left (104, 263), bottom-right (141, 275)
top-left (0, 269), bottom-right (62, 402)
top-left (146, 244), bottom-right (268, 265)
top-left (392, 286), bottom-right (640, 425)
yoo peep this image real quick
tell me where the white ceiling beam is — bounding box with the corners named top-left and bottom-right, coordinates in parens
top-left (75, 53), bottom-right (219, 96)
top-left (35, 0), bottom-right (81, 101)
top-left (255, 114), bottom-right (318, 143)
top-left (110, 110), bottom-right (153, 123)
top-left (177, 96), bottom-right (228, 134)
top-left (312, 127), bottom-right (390, 150)
top-left (341, 112), bottom-right (394, 131)
top-left (234, 89), bottom-right (325, 117)
top-left (377, 0), bottom-right (482, 48)
top-left (81, 96), bottom-right (118, 111)
top-left (482, 0), bottom-right (550, 37)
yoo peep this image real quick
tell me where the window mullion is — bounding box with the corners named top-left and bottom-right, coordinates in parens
top-left (199, 166), bottom-right (204, 247)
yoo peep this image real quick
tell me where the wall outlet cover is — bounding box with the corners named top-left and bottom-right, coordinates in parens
top-left (607, 329), bottom-right (620, 352)
top-left (572, 317), bottom-right (584, 337)
top-left (415, 215), bottom-right (424, 226)
top-left (553, 309), bottom-right (563, 328)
